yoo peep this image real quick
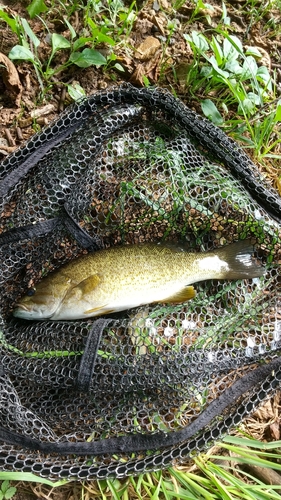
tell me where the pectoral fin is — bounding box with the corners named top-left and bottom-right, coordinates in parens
top-left (63, 274), bottom-right (101, 305)
top-left (76, 274), bottom-right (101, 295)
top-left (159, 286), bottom-right (196, 304)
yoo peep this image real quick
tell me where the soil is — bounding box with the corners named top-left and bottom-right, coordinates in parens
top-left (0, 0), bottom-right (281, 498)
top-left (0, 0), bottom-right (280, 165)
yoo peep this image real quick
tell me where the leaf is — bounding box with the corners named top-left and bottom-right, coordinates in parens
top-left (21, 18), bottom-right (40, 48)
top-left (0, 472), bottom-right (68, 487)
top-left (114, 62), bottom-right (125, 72)
top-left (247, 91), bottom-right (262, 105)
top-left (27, 0), bottom-right (48, 19)
top-left (245, 46), bottom-right (262, 58)
top-left (51, 33), bottom-right (71, 53)
top-left (241, 56), bottom-right (258, 80)
top-left (201, 99), bottom-right (224, 125)
top-left (208, 55), bottom-right (229, 78)
top-left (222, 2), bottom-right (230, 25)
top-left (72, 37), bottom-right (92, 51)
top-left (107, 53), bottom-right (117, 62)
top-left (191, 31), bottom-right (209, 52)
top-left (87, 17), bottom-right (97, 31)
top-left (87, 18), bottom-right (115, 46)
top-left (3, 487), bottom-right (17, 500)
top-left (224, 59), bottom-right (243, 74)
top-left (238, 98), bottom-right (256, 116)
top-left (183, 31), bottom-right (209, 53)
top-left (0, 10), bottom-right (17, 33)
top-left (210, 36), bottom-right (223, 65)
top-left (223, 36), bottom-right (241, 60)
top-left (221, 102), bottom-right (228, 114)
top-left (92, 30), bottom-right (116, 46)
top-left (9, 45), bottom-right (36, 63)
top-left (257, 65), bottom-right (272, 88)
top-left (274, 100), bottom-right (281, 122)
top-left (226, 34), bottom-right (243, 55)
top-left (200, 65), bottom-right (212, 78)
top-left (67, 83), bottom-right (86, 101)
top-left (69, 48), bottom-right (107, 68)
top-left (63, 17), bottom-right (76, 40)
top-left (1, 481), bottom-right (9, 493)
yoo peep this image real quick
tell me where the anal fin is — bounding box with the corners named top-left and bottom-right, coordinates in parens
top-left (83, 306), bottom-right (115, 316)
top-left (159, 286), bottom-right (196, 304)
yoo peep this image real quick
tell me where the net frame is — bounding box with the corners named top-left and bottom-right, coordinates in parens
top-left (0, 84), bottom-right (280, 479)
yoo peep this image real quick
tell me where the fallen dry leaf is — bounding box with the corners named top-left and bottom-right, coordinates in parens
top-left (0, 52), bottom-right (22, 106)
top-left (269, 420), bottom-right (280, 440)
top-left (135, 36), bottom-right (161, 61)
top-left (130, 52), bottom-right (161, 85)
top-left (30, 103), bottom-right (56, 119)
top-left (133, 17), bottom-right (155, 35)
top-left (130, 63), bottom-right (146, 86)
top-left (158, 0), bottom-right (171, 10)
top-left (254, 398), bottom-right (275, 421)
top-left (151, 14), bottom-right (166, 35)
top-left (145, 53), bottom-right (161, 82)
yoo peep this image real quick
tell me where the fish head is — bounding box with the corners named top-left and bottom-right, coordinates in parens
top-left (13, 280), bottom-right (69, 320)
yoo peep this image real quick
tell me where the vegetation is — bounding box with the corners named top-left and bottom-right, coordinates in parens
top-left (0, 481), bottom-right (17, 500)
top-left (3, 436), bottom-right (281, 498)
top-left (0, 0), bottom-right (280, 498)
top-left (0, 0), bottom-right (280, 169)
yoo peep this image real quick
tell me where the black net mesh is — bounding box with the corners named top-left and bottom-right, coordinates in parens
top-left (0, 84), bottom-right (280, 479)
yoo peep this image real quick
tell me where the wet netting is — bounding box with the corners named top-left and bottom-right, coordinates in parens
top-left (0, 84), bottom-right (281, 480)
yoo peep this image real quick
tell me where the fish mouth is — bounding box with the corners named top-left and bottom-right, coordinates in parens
top-left (13, 302), bottom-right (58, 320)
top-left (14, 303), bottom-right (29, 311)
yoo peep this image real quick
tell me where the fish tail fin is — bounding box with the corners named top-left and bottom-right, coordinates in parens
top-left (216, 239), bottom-right (264, 279)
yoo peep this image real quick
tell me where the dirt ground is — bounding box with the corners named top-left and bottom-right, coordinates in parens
top-left (0, 0), bottom-right (280, 158)
top-left (0, 0), bottom-right (281, 498)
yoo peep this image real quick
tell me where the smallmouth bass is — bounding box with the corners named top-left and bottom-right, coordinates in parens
top-left (13, 240), bottom-right (264, 321)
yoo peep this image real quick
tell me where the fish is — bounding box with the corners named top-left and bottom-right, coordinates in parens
top-left (13, 240), bottom-right (264, 321)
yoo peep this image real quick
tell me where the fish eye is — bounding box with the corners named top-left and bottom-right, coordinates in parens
top-left (26, 288), bottom-right (36, 296)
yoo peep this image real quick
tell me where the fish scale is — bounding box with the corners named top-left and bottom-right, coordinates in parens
top-left (13, 240), bottom-right (264, 321)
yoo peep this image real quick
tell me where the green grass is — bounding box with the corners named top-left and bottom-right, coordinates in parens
top-left (182, 27), bottom-right (281, 160)
top-left (2, 436), bottom-right (281, 498)
top-left (0, 0), bottom-right (281, 498)
top-left (177, 2), bottom-right (281, 164)
top-left (1, 0), bottom-right (280, 166)
top-left (0, 0), bottom-right (137, 95)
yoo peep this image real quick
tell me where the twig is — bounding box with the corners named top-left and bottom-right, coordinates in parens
top-left (4, 128), bottom-right (15, 147)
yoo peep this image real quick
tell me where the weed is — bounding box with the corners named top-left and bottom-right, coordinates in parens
top-left (27, 0), bottom-right (48, 19)
top-left (0, 1), bottom-right (281, 498)
top-left (0, 481), bottom-right (17, 500)
top-left (0, 0), bottom-right (136, 96)
top-left (239, 0), bottom-right (281, 30)
top-left (7, 16), bottom-right (109, 86)
top-left (173, 0), bottom-right (215, 25)
top-left (182, 23), bottom-right (281, 160)
top-left (183, 30), bottom-right (272, 116)
top-left (232, 100), bottom-right (281, 161)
